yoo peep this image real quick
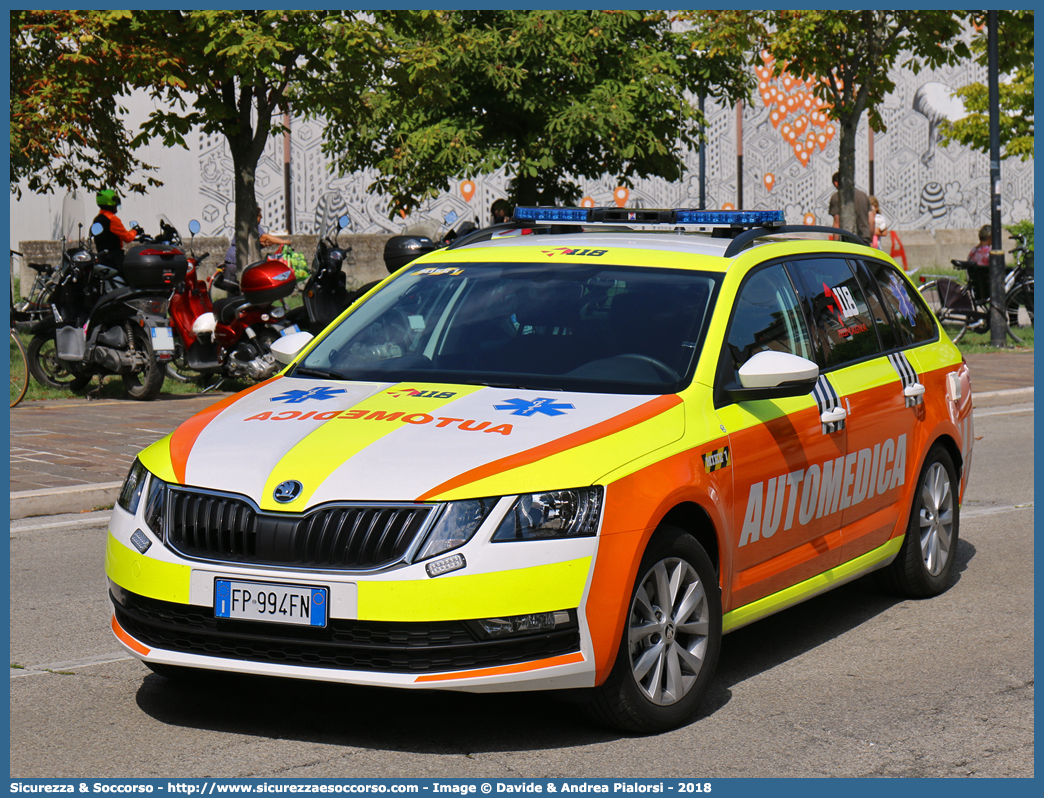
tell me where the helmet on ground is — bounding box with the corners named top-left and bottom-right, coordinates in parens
top-left (96, 190), bottom-right (120, 208)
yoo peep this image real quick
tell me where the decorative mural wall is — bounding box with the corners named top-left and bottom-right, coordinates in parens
top-left (191, 25), bottom-right (1032, 240)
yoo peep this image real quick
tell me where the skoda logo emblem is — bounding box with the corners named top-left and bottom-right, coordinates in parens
top-left (273, 480), bottom-right (303, 503)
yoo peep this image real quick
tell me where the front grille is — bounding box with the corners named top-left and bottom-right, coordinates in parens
top-left (165, 489), bottom-right (431, 570)
top-left (111, 586), bottom-right (581, 674)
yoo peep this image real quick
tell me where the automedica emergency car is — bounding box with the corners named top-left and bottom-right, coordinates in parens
top-left (106, 207), bottom-right (974, 732)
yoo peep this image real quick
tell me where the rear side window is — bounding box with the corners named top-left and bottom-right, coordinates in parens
top-left (788, 257), bottom-right (882, 368)
top-left (850, 259), bottom-right (901, 351)
top-left (723, 263), bottom-right (813, 381)
top-left (863, 259), bottom-right (937, 346)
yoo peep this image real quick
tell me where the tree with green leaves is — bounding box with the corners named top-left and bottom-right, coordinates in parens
top-left (11, 10), bottom-right (381, 269)
top-left (939, 10), bottom-right (1034, 162)
top-left (318, 10), bottom-right (753, 212)
top-left (695, 11), bottom-right (973, 235)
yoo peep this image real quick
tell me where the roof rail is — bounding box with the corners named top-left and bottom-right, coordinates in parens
top-left (724, 225), bottom-right (868, 258)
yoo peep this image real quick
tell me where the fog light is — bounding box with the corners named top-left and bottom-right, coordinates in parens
top-left (476, 610), bottom-right (572, 638)
top-left (426, 553), bottom-right (466, 577)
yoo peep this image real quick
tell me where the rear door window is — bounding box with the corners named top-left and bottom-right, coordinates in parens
top-left (862, 259), bottom-right (937, 346)
top-left (788, 257), bottom-right (882, 369)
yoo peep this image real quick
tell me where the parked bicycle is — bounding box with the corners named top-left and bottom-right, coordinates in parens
top-left (918, 233), bottom-right (1033, 344)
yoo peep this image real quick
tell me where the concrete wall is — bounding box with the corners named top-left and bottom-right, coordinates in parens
top-left (15, 228), bottom-right (1015, 299)
top-left (14, 233), bottom-right (394, 299)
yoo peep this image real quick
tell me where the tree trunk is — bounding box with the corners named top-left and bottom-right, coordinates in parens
top-left (836, 113), bottom-right (860, 236)
top-left (513, 170), bottom-right (541, 207)
top-left (231, 147), bottom-right (261, 273)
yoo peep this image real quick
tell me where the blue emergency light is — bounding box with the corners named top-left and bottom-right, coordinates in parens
top-left (512, 206), bottom-right (785, 228)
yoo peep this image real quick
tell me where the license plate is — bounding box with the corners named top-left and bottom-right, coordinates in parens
top-left (279, 324), bottom-right (301, 336)
top-left (150, 326), bottom-right (175, 352)
top-left (214, 579), bottom-right (327, 627)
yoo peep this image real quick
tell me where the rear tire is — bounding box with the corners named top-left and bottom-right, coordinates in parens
top-left (581, 526), bottom-right (721, 733)
top-left (122, 325), bottom-right (165, 400)
top-left (27, 333), bottom-right (91, 391)
top-left (877, 444), bottom-right (959, 598)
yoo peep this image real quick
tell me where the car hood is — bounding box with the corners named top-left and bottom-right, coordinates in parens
top-left (139, 375), bottom-right (685, 513)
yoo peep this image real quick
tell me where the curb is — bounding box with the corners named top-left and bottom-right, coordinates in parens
top-left (8, 388), bottom-right (1033, 521)
top-left (972, 386), bottom-right (1034, 409)
top-left (10, 481), bottom-right (122, 521)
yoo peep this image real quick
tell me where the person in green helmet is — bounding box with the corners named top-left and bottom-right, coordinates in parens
top-left (92, 190), bottom-right (139, 266)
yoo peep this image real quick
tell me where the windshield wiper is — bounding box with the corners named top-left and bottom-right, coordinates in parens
top-left (292, 366), bottom-right (348, 381)
top-left (464, 380), bottom-right (561, 391)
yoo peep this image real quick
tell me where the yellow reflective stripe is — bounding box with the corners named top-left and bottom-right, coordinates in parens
top-left (714, 391), bottom-right (819, 434)
top-left (829, 356), bottom-right (900, 394)
top-left (259, 383), bottom-right (483, 512)
top-left (905, 340), bottom-right (962, 375)
top-left (105, 532), bottom-right (191, 605)
top-left (722, 537), bottom-right (903, 633)
top-left (137, 436), bottom-right (177, 485)
top-left (357, 557), bottom-right (592, 622)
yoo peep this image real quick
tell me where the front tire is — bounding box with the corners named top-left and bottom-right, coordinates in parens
top-left (582, 527), bottom-right (721, 733)
top-left (27, 333), bottom-right (91, 391)
top-left (122, 325), bottom-right (165, 400)
top-left (877, 444), bottom-right (959, 597)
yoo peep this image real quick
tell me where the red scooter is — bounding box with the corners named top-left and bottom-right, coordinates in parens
top-left (166, 219), bottom-right (300, 385)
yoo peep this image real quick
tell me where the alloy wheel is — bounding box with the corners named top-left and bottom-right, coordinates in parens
top-left (919, 462), bottom-right (954, 576)
top-left (627, 557), bottom-right (710, 706)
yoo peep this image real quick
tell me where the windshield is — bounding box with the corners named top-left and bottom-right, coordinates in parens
top-left (293, 262), bottom-right (720, 394)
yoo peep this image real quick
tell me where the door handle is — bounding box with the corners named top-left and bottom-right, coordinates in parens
top-left (904, 382), bottom-right (925, 399)
top-left (821, 406), bottom-right (847, 424)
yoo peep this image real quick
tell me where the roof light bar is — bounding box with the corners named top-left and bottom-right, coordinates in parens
top-left (512, 206), bottom-right (785, 228)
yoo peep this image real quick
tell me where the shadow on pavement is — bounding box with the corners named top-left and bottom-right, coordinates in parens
top-left (133, 538), bottom-right (976, 750)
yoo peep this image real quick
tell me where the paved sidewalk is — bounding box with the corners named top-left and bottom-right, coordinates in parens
top-left (8, 351), bottom-right (1033, 518)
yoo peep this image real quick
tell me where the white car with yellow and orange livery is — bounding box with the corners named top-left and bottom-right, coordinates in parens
top-left (106, 207), bottom-right (973, 732)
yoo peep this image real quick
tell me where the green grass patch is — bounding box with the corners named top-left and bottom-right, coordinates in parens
top-left (952, 325), bottom-right (1034, 354)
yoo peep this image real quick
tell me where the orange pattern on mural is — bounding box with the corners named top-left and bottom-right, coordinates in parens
top-left (756, 51), bottom-right (837, 169)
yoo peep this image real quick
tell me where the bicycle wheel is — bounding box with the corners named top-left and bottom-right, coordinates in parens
top-left (10, 329), bottom-right (29, 407)
top-left (919, 280), bottom-right (969, 342)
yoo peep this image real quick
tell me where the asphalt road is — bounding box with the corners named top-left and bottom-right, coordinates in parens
top-left (9, 402), bottom-right (1034, 779)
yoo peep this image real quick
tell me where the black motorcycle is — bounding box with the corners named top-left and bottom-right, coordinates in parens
top-left (26, 221), bottom-right (184, 400)
top-left (287, 214), bottom-right (469, 335)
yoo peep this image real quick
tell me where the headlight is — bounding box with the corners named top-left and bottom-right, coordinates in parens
top-left (126, 298), bottom-right (169, 316)
top-left (491, 488), bottom-right (603, 542)
top-left (415, 498), bottom-right (498, 561)
top-left (142, 472), bottom-right (167, 536)
top-left (117, 460), bottom-right (148, 514)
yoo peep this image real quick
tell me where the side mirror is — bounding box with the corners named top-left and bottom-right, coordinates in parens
top-left (338, 214), bottom-right (350, 230)
top-left (188, 219), bottom-right (201, 236)
top-left (271, 330), bottom-right (315, 366)
top-left (444, 210), bottom-right (459, 226)
top-left (90, 222), bottom-right (104, 236)
top-left (727, 351), bottom-right (819, 402)
top-left (128, 221), bottom-right (138, 229)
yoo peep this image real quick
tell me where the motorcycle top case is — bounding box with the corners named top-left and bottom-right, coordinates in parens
top-left (241, 258), bottom-right (297, 305)
top-left (122, 244), bottom-right (189, 287)
top-left (384, 235), bottom-right (437, 273)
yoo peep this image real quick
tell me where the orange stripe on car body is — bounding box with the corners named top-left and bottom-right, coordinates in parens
top-left (413, 651), bottom-right (584, 682)
top-left (169, 376), bottom-right (279, 484)
top-left (417, 394), bottom-right (683, 501)
top-left (111, 614), bottom-right (150, 657)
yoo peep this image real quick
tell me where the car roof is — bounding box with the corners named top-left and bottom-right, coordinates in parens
top-left (419, 229), bottom-right (878, 273)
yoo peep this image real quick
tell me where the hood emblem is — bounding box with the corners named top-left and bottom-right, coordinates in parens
top-left (273, 480), bottom-right (303, 503)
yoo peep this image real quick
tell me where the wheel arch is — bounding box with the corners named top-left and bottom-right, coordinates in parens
top-left (658, 501), bottom-right (721, 576)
